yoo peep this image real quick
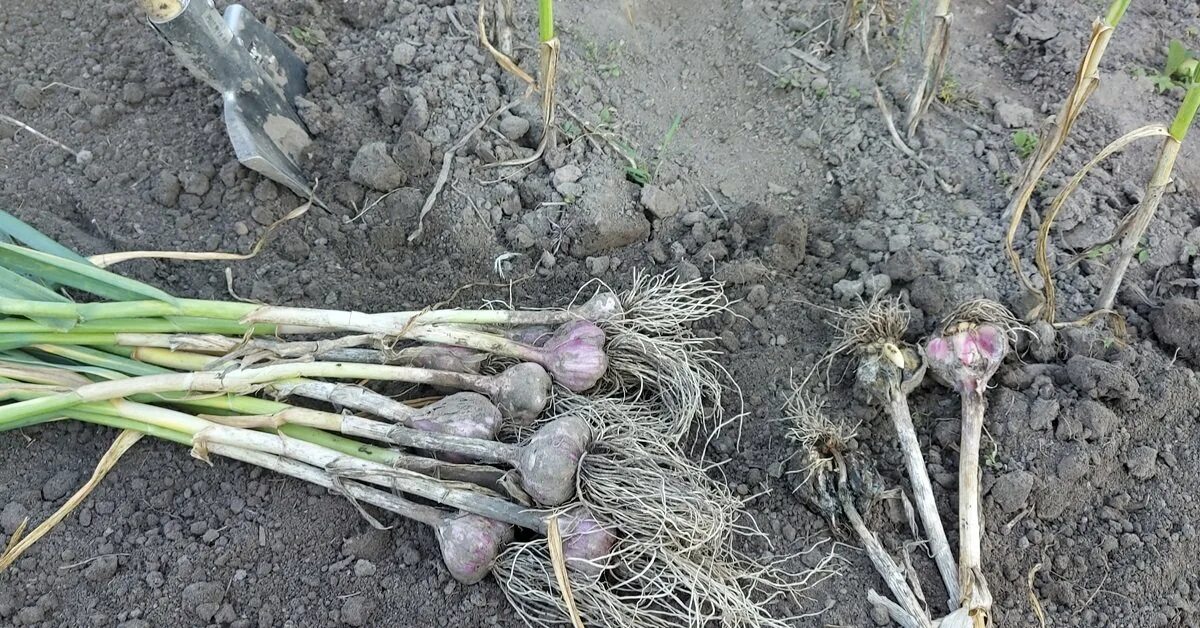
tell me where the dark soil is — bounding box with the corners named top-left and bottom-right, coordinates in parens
top-left (3, 0), bottom-right (1200, 626)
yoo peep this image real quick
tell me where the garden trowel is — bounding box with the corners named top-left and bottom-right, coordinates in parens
top-left (142, 0), bottom-right (318, 201)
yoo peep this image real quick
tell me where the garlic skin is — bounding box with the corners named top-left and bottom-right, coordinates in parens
top-left (436, 513), bottom-right (514, 584)
top-left (571, 291), bottom-right (624, 322)
top-left (558, 506), bottom-right (616, 578)
top-left (539, 321), bottom-right (609, 393)
top-left (490, 362), bottom-right (552, 424)
top-left (518, 415), bottom-right (593, 507)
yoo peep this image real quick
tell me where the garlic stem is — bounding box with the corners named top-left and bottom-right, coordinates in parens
top-left (888, 392), bottom-right (960, 610)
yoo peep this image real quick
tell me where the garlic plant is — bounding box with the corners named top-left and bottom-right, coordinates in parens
top-left (924, 300), bottom-right (1022, 628)
top-left (0, 214), bottom-right (829, 628)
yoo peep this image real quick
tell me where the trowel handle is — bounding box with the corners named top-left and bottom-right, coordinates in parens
top-left (137, 0), bottom-right (184, 22)
top-left (143, 0), bottom-right (250, 96)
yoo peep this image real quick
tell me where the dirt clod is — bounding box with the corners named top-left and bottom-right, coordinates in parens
top-left (350, 141), bottom-right (406, 191)
top-left (1056, 446), bottom-right (1091, 482)
top-left (15, 606), bottom-right (44, 625)
top-left (83, 555), bottom-right (119, 582)
top-left (400, 93), bottom-right (430, 134)
top-left (1072, 399), bottom-right (1118, 440)
top-left (1066, 354), bottom-right (1139, 401)
top-left (40, 469), bottom-right (79, 501)
top-left (1, 501), bottom-right (27, 534)
top-left (498, 114), bottom-right (530, 141)
top-left (0, 592), bottom-right (14, 619)
top-left (991, 470), bottom-right (1035, 513)
top-left (340, 596), bottom-right (376, 627)
top-left (1126, 445), bottom-right (1159, 480)
top-left (1151, 298), bottom-right (1200, 364)
top-left (569, 178), bottom-right (650, 256)
top-left (392, 131), bottom-right (433, 179)
top-left (342, 528), bottom-right (391, 561)
top-left (392, 42), bottom-right (417, 67)
top-left (994, 101), bottom-right (1036, 128)
top-left (152, 171), bottom-right (181, 207)
top-left (181, 582), bottom-right (224, 622)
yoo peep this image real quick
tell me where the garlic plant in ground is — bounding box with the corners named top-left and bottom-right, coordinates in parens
top-left (924, 300), bottom-right (1023, 628)
top-left (1095, 68), bottom-right (1199, 311)
top-left (0, 217), bottom-right (831, 627)
top-left (905, 0), bottom-right (953, 139)
top-left (1034, 62), bottom-right (1200, 320)
top-left (478, 0), bottom-right (559, 168)
top-left (1000, 0), bottom-right (1129, 315)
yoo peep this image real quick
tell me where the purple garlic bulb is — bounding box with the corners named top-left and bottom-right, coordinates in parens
top-left (558, 506), bottom-right (615, 578)
top-left (490, 362), bottom-right (552, 424)
top-left (408, 392), bottom-right (502, 440)
top-left (435, 513), bottom-right (514, 584)
top-left (539, 321), bottom-right (609, 393)
top-left (926, 324), bottom-right (1009, 395)
top-left (408, 392), bottom-right (503, 462)
top-left (518, 415), bottom-right (592, 506)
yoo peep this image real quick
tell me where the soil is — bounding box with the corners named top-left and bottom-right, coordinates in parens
top-left (3, 0), bottom-right (1200, 626)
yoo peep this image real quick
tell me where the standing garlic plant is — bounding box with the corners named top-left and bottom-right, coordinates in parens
top-left (1001, 0), bottom-right (1130, 318)
top-left (479, 0), bottom-right (560, 167)
top-left (905, 0), bottom-right (953, 139)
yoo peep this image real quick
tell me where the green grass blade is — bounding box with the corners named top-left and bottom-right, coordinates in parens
top-left (0, 243), bottom-right (179, 305)
top-left (1104, 0), bottom-right (1130, 27)
top-left (1170, 66), bottom-right (1200, 142)
top-left (0, 210), bottom-right (91, 264)
top-left (538, 0), bottom-right (554, 42)
top-left (652, 113), bottom-right (684, 180)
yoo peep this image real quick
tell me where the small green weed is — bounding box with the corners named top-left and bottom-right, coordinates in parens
top-left (1085, 244), bottom-right (1113, 260)
top-left (1144, 40), bottom-right (1199, 93)
top-left (597, 106), bottom-right (617, 127)
top-left (290, 26), bottom-right (324, 46)
top-left (775, 69), bottom-right (805, 90)
top-left (983, 430), bottom-right (1000, 469)
top-left (937, 73), bottom-right (977, 107)
top-left (560, 120), bottom-right (582, 140)
top-left (585, 40), bottom-right (625, 79)
top-left (598, 64), bottom-right (622, 79)
top-left (617, 114), bottom-right (684, 186)
top-left (1012, 129), bottom-right (1038, 160)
